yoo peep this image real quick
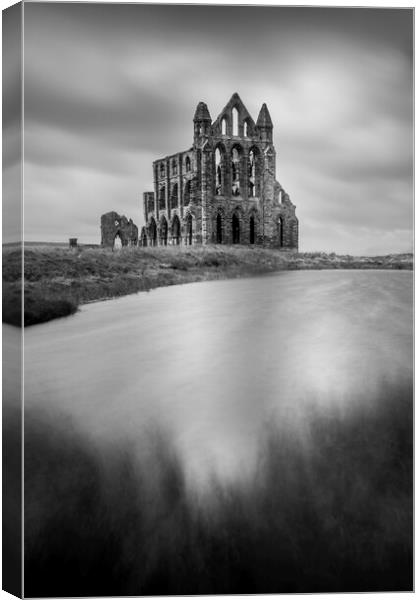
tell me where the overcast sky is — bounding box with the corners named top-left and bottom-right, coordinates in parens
top-left (5, 3), bottom-right (413, 253)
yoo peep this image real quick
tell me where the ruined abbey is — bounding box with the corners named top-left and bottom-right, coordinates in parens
top-left (101, 211), bottom-right (139, 248)
top-left (139, 93), bottom-right (298, 249)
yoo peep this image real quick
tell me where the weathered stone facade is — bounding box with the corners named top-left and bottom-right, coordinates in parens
top-left (101, 211), bottom-right (139, 248)
top-left (140, 93), bottom-right (298, 249)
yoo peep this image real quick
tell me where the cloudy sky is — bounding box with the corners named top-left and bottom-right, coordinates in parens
top-left (5, 2), bottom-right (413, 253)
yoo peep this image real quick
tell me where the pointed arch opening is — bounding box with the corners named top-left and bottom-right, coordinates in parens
top-left (248, 149), bottom-right (256, 197)
top-left (215, 146), bottom-right (225, 196)
top-left (279, 216), bottom-right (285, 248)
top-left (221, 117), bottom-right (227, 135)
top-left (149, 217), bottom-right (157, 247)
top-left (140, 227), bottom-right (148, 247)
top-left (113, 233), bottom-right (123, 250)
top-left (171, 214), bottom-right (181, 245)
top-left (184, 180), bottom-right (191, 206)
top-left (248, 146), bottom-right (261, 197)
top-left (231, 146), bottom-right (242, 196)
top-left (160, 215), bottom-right (168, 246)
top-left (186, 214), bottom-right (193, 246)
top-left (216, 213), bottom-right (223, 244)
top-left (232, 212), bottom-right (240, 244)
top-left (232, 107), bottom-right (239, 136)
top-left (185, 156), bottom-right (191, 172)
top-left (170, 183), bottom-right (178, 209)
top-left (250, 215), bottom-right (255, 244)
top-left (159, 185), bottom-right (166, 210)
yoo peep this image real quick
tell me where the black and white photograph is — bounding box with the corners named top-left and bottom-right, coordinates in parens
top-left (2, 1), bottom-right (414, 597)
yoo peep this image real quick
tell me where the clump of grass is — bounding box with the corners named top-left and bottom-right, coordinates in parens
top-left (24, 290), bottom-right (78, 326)
top-left (2, 284), bottom-right (22, 327)
top-left (23, 382), bottom-right (412, 596)
top-left (3, 282), bottom-right (80, 327)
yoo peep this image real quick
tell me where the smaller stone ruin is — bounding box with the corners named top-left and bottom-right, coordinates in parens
top-left (101, 211), bottom-right (139, 249)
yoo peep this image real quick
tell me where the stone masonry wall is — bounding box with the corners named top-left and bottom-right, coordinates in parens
top-left (101, 211), bottom-right (139, 248)
top-left (142, 94), bottom-right (298, 251)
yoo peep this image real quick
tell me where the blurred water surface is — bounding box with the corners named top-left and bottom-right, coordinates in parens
top-left (18, 270), bottom-right (412, 484)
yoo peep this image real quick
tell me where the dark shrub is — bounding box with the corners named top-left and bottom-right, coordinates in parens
top-left (3, 285), bottom-right (22, 327)
top-left (24, 292), bottom-right (78, 326)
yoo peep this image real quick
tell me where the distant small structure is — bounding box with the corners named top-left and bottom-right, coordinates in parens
top-left (69, 238), bottom-right (78, 248)
top-left (101, 211), bottom-right (139, 248)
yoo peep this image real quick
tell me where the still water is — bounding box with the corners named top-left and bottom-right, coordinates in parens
top-left (19, 270), bottom-right (412, 484)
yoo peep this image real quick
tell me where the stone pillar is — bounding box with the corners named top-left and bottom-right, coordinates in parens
top-left (200, 152), bottom-right (207, 244)
top-left (179, 155), bottom-right (183, 220)
top-left (153, 163), bottom-right (159, 219)
top-left (166, 158), bottom-right (170, 218)
top-left (239, 153), bottom-right (244, 198)
top-left (201, 147), bottom-right (211, 244)
top-left (227, 142), bottom-right (233, 200)
top-left (262, 145), bottom-right (276, 245)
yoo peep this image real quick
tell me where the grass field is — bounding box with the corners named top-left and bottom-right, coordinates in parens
top-left (3, 244), bottom-right (413, 326)
top-left (21, 381), bottom-right (412, 596)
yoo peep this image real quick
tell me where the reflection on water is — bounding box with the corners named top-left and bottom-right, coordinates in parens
top-left (20, 270), bottom-right (412, 484)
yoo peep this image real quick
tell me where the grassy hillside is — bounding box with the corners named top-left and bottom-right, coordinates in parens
top-left (3, 244), bottom-right (413, 326)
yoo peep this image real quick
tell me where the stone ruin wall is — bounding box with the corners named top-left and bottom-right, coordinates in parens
top-left (140, 94), bottom-right (299, 251)
top-left (101, 211), bottom-right (139, 248)
top-left (99, 96), bottom-right (298, 251)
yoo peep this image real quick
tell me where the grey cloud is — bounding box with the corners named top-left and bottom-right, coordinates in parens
top-left (25, 122), bottom-right (157, 177)
top-left (21, 4), bottom-right (413, 254)
top-left (3, 122), bottom-right (21, 170)
top-left (25, 4), bottom-right (412, 58)
top-left (24, 163), bottom-right (143, 243)
top-left (3, 163), bottom-right (22, 244)
top-left (3, 2), bottom-right (22, 131)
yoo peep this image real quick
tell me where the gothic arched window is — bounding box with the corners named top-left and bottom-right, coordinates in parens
top-left (160, 216), bottom-right (168, 246)
top-left (172, 214), bottom-right (181, 245)
top-left (149, 217), bottom-right (157, 246)
top-left (250, 215), bottom-right (255, 244)
top-left (216, 213), bottom-right (223, 244)
top-left (186, 214), bottom-right (193, 245)
top-left (232, 107), bottom-right (239, 136)
top-left (248, 149), bottom-right (256, 197)
top-left (215, 148), bottom-right (223, 195)
top-left (279, 216), bottom-right (285, 247)
top-left (184, 180), bottom-right (191, 206)
top-left (170, 183), bottom-right (178, 209)
top-left (140, 227), bottom-right (148, 247)
top-left (231, 147), bottom-right (241, 196)
top-left (232, 212), bottom-right (240, 244)
top-left (159, 186), bottom-right (166, 210)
